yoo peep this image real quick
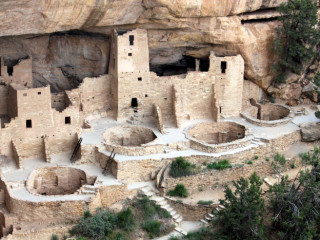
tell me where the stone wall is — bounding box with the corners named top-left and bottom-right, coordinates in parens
top-left (0, 86), bottom-right (8, 116)
top-left (99, 184), bottom-right (135, 207)
top-left (154, 104), bottom-right (164, 133)
top-left (165, 197), bottom-right (213, 221)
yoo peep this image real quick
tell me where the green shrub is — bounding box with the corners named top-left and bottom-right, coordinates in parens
top-left (141, 220), bottom-right (161, 237)
top-left (198, 187), bottom-right (203, 192)
top-left (52, 235), bottom-right (59, 240)
top-left (291, 163), bottom-right (296, 169)
top-left (247, 160), bottom-right (253, 165)
top-left (177, 200), bottom-right (183, 203)
top-left (105, 232), bottom-right (126, 240)
top-left (265, 157), bottom-right (270, 162)
top-left (207, 159), bottom-right (231, 170)
top-left (197, 200), bottom-right (213, 205)
top-left (169, 236), bottom-right (180, 240)
top-left (169, 157), bottom-right (194, 178)
top-left (77, 238), bottom-right (88, 240)
top-left (71, 208), bottom-right (116, 240)
top-left (83, 210), bottom-right (92, 219)
top-left (155, 204), bottom-right (171, 218)
top-left (315, 111), bottom-right (320, 119)
top-left (167, 184), bottom-right (189, 198)
top-left (116, 207), bottom-right (135, 231)
top-left (254, 155), bottom-right (259, 160)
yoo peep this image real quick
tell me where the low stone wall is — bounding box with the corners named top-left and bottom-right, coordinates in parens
top-left (164, 156), bottom-right (300, 195)
top-left (165, 197), bottom-right (213, 221)
top-left (99, 184), bottom-right (136, 207)
top-left (79, 144), bottom-right (96, 164)
top-left (105, 143), bottom-right (165, 156)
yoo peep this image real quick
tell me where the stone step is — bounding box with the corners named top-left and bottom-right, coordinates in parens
top-left (174, 227), bottom-right (187, 236)
top-left (208, 213), bottom-right (214, 218)
top-left (81, 189), bottom-right (96, 195)
top-left (175, 216), bottom-right (183, 223)
top-left (200, 219), bottom-right (209, 225)
top-left (161, 204), bottom-right (170, 209)
top-left (205, 216), bottom-right (212, 221)
top-left (159, 200), bottom-right (168, 206)
top-left (83, 185), bottom-right (97, 191)
top-left (264, 178), bottom-right (273, 186)
top-left (144, 191), bottom-right (155, 197)
top-left (150, 196), bottom-right (164, 202)
top-left (218, 205), bottom-right (225, 209)
top-left (166, 207), bottom-right (173, 212)
top-left (172, 213), bottom-right (181, 220)
top-left (168, 210), bottom-right (177, 216)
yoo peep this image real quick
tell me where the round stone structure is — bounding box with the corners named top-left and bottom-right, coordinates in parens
top-left (241, 103), bottom-right (294, 127)
top-left (27, 167), bottom-right (88, 196)
top-left (185, 121), bottom-right (252, 153)
top-left (103, 125), bottom-right (164, 156)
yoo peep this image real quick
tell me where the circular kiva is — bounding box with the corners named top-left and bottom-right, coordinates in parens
top-left (27, 167), bottom-right (87, 196)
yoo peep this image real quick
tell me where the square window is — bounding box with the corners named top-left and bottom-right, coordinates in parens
top-left (38, 92), bottom-right (41, 95)
top-left (128, 53), bottom-right (132, 56)
top-left (138, 77), bottom-right (142, 81)
top-left (26, 119), bottom-right (32, 128)
top-left (145, 94), bottom-right (148, 97)
top-left (65, 116), bottom-right (71, 124)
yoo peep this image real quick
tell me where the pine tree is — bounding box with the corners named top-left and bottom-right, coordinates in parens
top-left (273, 0), bottom-right (319, 83)
top-left (215, 172), bottom-right (266, 240)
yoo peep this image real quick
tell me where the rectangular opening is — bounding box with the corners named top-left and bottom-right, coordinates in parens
top-left (129, 35), bottom-right (134, 46)
top-left (26, 119), bottom-right (32, 128)
top-left (164, 97), bottom-right (167, 100)
top-left (7, 66), bottom-right (13, 76)
top-left (23, 93), bottom-right (27, 96)
top-left (221, 61), bottom-right (227, 74)
top-left (138, 77), bottom-right (142, 81)
top-left (128, 53), bottom-right (132, 56)
top-left (38, 92), bottom-right (41, 95)
top-left (131, 98), bottom-right (138, 108)
top-left (145, 94), bottom-right (148, 97)
top-left (65, 116), bottom-right (71, 124)
top-left (219, 107), bottom-right (222, 114)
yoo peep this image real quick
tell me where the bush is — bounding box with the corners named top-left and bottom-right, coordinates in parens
top-left (247, 160), bottom-right (253, 165)
top-left (83, 210), bottom-right (92, 219)
top-left (116, 208), bottom-right (135, 231)
top-left (141, 220), bottom-right (161, 237)
top-left (167, 184), bottom-right (189, 198)
top-left (315, 111), bottom-right (320, 119)
top-left (197, 200), bottom-right (213, 205)
top-left (169, 157), bottom-right (194, 178)
top-left (254, 155), bottom-right (259, 160)
top-left (155, 204), bottom-right (171, 218)
top-left (290, 163), bottom-right (296, 169)
top-left (207, 159), bottom-right (231, 170)
top-left (71, 208), bottom-right (116, 240)
top-left (51, 235), bottom-right (59, 240)
top-left (265, 157), bottom-right (270, 162)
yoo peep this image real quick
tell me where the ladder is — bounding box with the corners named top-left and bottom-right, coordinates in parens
top-left (70, 137), bottom-right (82, 162)
top-left (103, 149), bottom-right (116, 175)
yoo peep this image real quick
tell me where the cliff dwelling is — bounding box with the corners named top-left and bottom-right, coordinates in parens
top-left (0, 26), bottom-right (317, 240)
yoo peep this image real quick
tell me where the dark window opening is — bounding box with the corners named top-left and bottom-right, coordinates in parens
top-left (0, 58), bottom-right (1, 76)
top-left (38, 92), bottom-right (41, 95)
top-left (145, 94), bottom-right (148, 97)
top-left (200, 59), bottom-right (209, 72)
top-left (219, 107), bottom-right (222, 114)
top-left (23, 93), bottom-right (27, 96)
top-left (7, 66), bottom-right (13, 76)
top-left (26, 120), bottom-right (32, 128)
top-left (65, 116), bottom-right (71, 124)
top-left (138, 77), bottom-right (142, 81)
top-left (221, 61), bottom-right (227, 74)
top-left (129, 35), bottom-right (134, 46)
top-left (164, 97), bottom-right (167, 100)
top-left (131, 98), bottom-right (138, 108)
top-left (113, 58), bottom-right (116, 69)
top-left (134, 109), bottom-right (138, 113)
top-left (128, 53), bottom-right (132, 56)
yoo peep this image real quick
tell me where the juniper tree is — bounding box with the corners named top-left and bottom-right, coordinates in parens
top-left (273, 0), bottom-right (319, 83)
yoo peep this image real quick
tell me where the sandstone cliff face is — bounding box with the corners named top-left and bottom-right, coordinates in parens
top-left (0, 0), bottom-right (284, 92)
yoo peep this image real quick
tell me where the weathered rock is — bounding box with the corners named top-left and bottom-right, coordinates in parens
top-left (300, 122), bottom-right (320, 142)
top-left (302, 82), bottom-right (318, 102)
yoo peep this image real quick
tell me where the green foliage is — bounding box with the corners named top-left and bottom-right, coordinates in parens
top-left (273, 0), bottom-right (319, 82)
top-left (207, 159), bottom-right (231, 170)
top-left (176, 200), bottom-right (183, 203)
top-left (116, 208), bottom-right (135, 231)
top-left (268, 96), bottom-right (276, 103)
top-left (71, 208), bottom-right (116, 240)
top-left (315, 111), bottom-right (320, 119)
top-left (271, 153), bottom-right (286, 174)
top-left (169, 236), bottom-right (180, 240)
top-left (77, 238), bottom-right (88, 240)
top-left (141, 220), bottom-right (161, 237)
top-left (197, 200), bottom-right (213, 205)
top-left (215, 172), bottom-right (266, 240)
top-left (254, 155), bottom-right (259, 160)
top-left (183, 227), bottom-right (215, 240)
top-left (268, 146), bottom-right (320, 239)
top-left (83, 210), bottom-right (92, 219)
top-left (314, 72), bottom-right (320, 87)
top-left (290, 163), bottom-right (296, 169)
top-left (105, 232), bottom-right (126, 240)
top-left (265, 157), bottom-right (270, 162)
top-left (247, 160), bottom-right (253, 165)
top-left (198, 187), bottom-right (203, 192)
top-left (51, 234), bottom-right (59, 240)
top-left (169, 157), bottom-right (195, 178)
top-left (133, 195), bottom-right (171, 220)
top-left (167, 184), bottom-right (189, 198)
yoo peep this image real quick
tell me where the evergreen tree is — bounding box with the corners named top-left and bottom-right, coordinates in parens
top-left (273, 0), bottom-right (319, 83)
top-left (269, 147), bottom-right (320, 239)
top-left (215, 172), bottom-right (266, 240)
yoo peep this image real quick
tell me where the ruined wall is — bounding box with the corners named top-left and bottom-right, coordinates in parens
top-left (0, 86), bottom-right (8, 116)
top-left (99, 184), bottom-right (135, 207)
top-left (242, 80), bottom-right (265, 109)
top-left (211, 54), bottom-right (244, 118)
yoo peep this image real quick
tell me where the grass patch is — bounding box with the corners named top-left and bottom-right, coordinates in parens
top-left (197, 200), bottom-right (213, 205)
top-left (207, 159), bottom-right (231, 170)
top-left (167, 184), bottom-right (189, 198)
top-left (141, 220), bottom-right (161, 238)
top-left (116, 208), bottom-right (135, 231)
top-left (254, 155), bottom-right (259, 160)
top-left (265, 157), bottom-right (270, 162)
top-left (247, 160), bottom-right (253, 165)
top-left (169, 157), bottom-right (195, 178)
top-left (51, 235), bottom-right (59, 240)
